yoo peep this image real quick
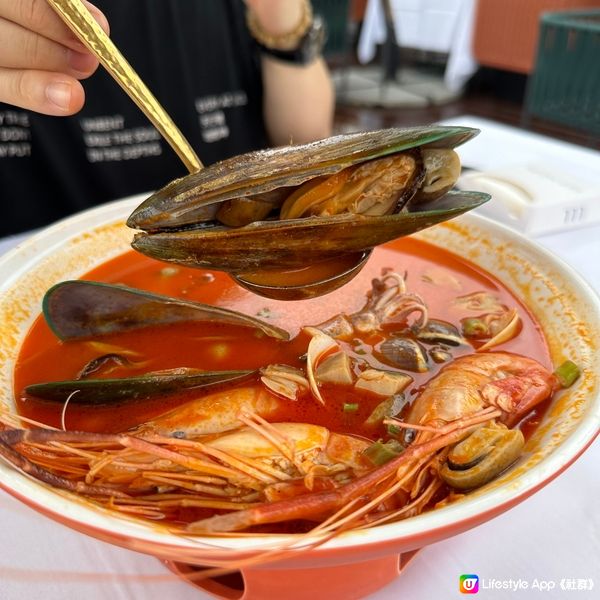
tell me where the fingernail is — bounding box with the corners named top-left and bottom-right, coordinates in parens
top-left (46, 82), bottom-right (72, 110)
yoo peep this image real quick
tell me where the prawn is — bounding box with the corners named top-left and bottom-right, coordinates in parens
top-left (0, 416), bottom-right (371, 520)
top-left (130, 364), bottom-right (310, 436)
top-left (0, 346), bottom-right (557, 534)
top-left (132, 385), bottom-right (283, 437)
top-left (405, 351), bottom-right (559, 430)
top-left (185, 351), bottom-right (558, 533)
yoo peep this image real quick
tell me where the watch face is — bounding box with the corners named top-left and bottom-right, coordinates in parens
top-left (300, 15), bottom-right (326, 63)
top-left (257, 15), bottom-right (326, 65)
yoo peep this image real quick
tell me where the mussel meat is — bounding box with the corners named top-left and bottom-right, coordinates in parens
top-left (127, 126), bottom-right (489, 277)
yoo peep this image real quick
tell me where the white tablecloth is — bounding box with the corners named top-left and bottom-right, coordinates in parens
top-left (357, 0), bottom-right (479, 92)
top-left (1, 175), bottom-right (599, 598)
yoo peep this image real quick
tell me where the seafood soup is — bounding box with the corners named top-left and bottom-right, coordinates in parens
top-left (7, 237), bottom-right (569, 536)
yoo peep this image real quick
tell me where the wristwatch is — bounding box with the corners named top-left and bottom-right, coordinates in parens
top-left (255, 16), bottom-right (326, 65)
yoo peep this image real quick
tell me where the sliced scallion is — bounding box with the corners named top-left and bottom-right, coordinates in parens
top-left (387, 423), bottom-right (402, 436)
top-left (343, 402), bottom-right (359, 412)
top-left (363, 439), bottom-right (404, 466)
top-left (554, 360), bottom-right (581, 388)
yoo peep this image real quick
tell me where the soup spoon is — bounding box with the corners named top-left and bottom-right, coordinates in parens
top-left (47, 0), bottom-right (373, 300)
top-left (234, 250), bottom-right (372, 300)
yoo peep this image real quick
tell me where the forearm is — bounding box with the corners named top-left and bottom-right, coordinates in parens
top-left (244, 0), bottom-right (334, 146)
top-left (261, 55), bottom-right (334, 146)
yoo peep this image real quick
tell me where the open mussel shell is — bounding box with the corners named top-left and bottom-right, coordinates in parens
top-left (43, 281), bottom-right (289, 340)
top-left (127, 126), bottom-right (480, 231)
top-left (131, 191), bottom-right (489, 272)
top-left (25, 368), bottom-right (255, 405)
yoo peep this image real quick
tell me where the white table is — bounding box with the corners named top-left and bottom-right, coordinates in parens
top-left (1, 122), bottom-right (599, 597)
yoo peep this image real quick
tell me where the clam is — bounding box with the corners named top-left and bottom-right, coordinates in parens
top-left (416, 319), bottom-right (466, 346)
top-left (379, 337), bottom-right (429, 372)
top-left (127, 126), bottom-right (490, 299)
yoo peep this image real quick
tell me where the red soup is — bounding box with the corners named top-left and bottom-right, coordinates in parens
top-left (12, 238), bottom-right (554, 531)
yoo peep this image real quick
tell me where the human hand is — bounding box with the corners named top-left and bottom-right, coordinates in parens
top-left (0, 0), bottom-right (109, 115)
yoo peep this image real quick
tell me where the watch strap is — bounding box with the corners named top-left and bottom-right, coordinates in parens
top-left (256, 16), bottom-right (326, 65)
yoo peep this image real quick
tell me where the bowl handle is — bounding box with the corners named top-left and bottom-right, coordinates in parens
top-left (163, 550), bottom-right (420, 600)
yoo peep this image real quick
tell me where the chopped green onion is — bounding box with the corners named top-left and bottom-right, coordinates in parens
top-left (461, 318), bottom-right (489, 338)
top-left (363, 439), bottom-right (404, 466)
top-left (387, 423), bottom-right (402, 436)
top-left (343, 402), bottom-right (359, 412)
top-left (554, 360), bottom-right (581, 388)
top-left (387, 439), bottom-right (404, 452)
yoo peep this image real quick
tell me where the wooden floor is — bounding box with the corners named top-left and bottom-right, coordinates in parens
top-left (333, 73), bottom-right (599, 150)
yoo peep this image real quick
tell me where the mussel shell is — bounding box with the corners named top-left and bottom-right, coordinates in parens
top-left (127, 126), bottom-right (479, 231)
top-left (25, 368), bottom-right (255, 405)
top-left (132, 191), bottom-right (489, 272)
top-left (43, 281), bottom-right (289, 340)
top-left (416, 318), bottom-right (465, 346)
top-left (379, 337), bottom-right (429, 373)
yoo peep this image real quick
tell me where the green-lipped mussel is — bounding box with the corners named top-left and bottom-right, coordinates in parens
top-left (127, 126), bottom-right (490, 296)
top-left (43, 281), bottom-right (289, 341)
top-left (26, 368), bottom-right (256, 405)
top-left (24, 281), bottom-right (288, 404)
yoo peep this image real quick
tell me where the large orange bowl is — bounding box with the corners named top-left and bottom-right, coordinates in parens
top-left (0, 197), bottom-right (599, 600)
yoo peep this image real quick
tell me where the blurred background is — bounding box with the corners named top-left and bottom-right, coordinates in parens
top-left (316, 0), bottom-right (600, 237)
top-left (317, 0), bottom-right (599, 146)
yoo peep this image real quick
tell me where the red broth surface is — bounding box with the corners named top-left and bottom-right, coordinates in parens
top-left (14, 238), bottom-right (552, 442)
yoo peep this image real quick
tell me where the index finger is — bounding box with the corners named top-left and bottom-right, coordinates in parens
top-left (0, 0), bottom-right (109, 52)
